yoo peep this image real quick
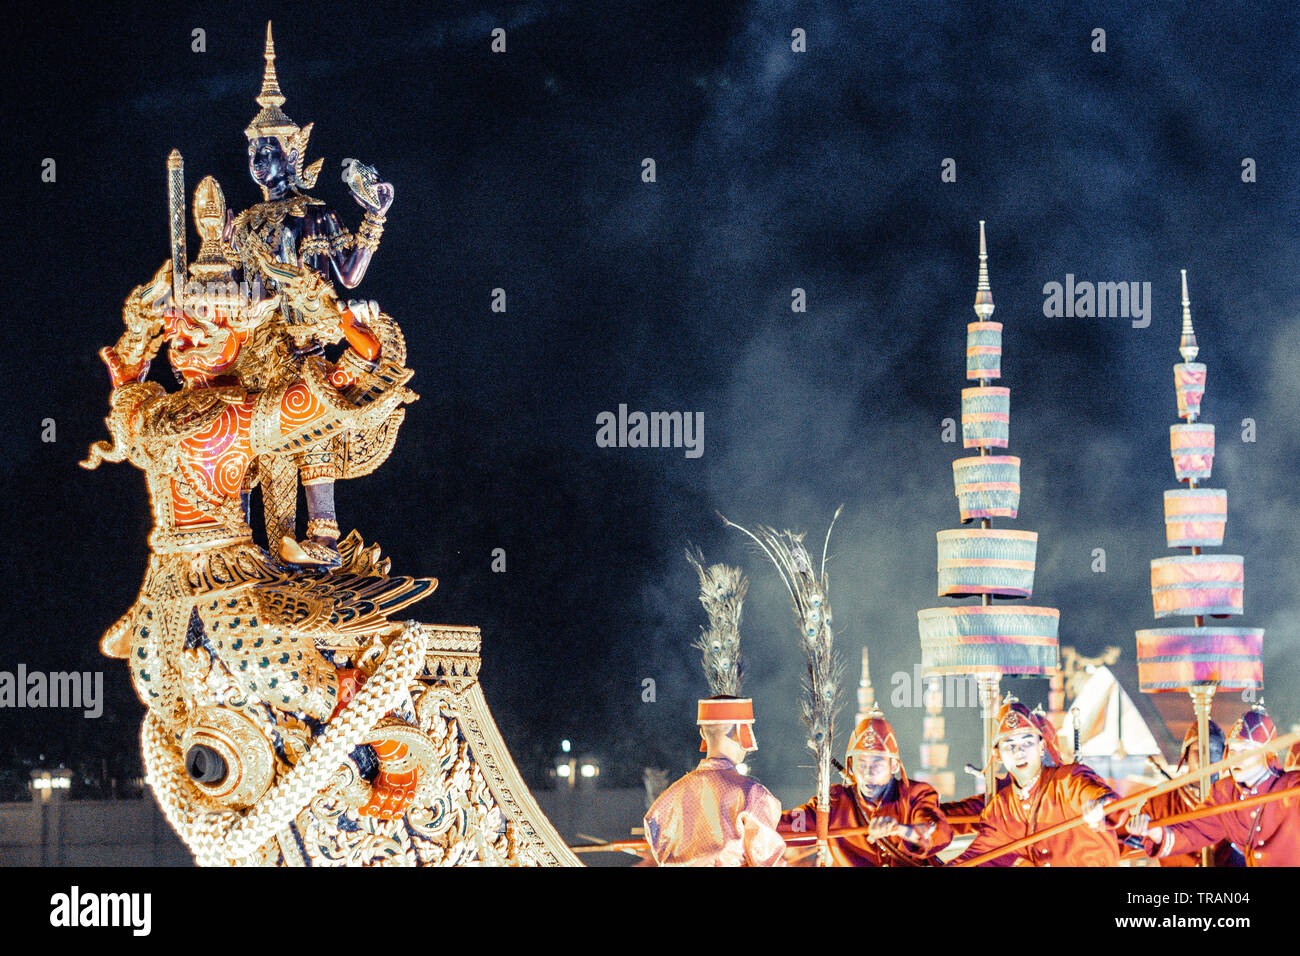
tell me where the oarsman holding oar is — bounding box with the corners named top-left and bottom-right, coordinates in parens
top-left (943, 706), bottom-right (1062, 864)
top-left (778, 704), bottom-right (953, 866)
top-left (950, 696), bottom-right (1128, 866)
top-left (1129, 722), bottom-right (1241, 867)
top-left (1129, 704), bottom-right (1300, 866)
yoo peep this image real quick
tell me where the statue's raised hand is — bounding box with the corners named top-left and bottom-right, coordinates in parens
top-left (128, 259), bottom-right (175, 324)
top-left (341, 158), bottom-right (394, 215)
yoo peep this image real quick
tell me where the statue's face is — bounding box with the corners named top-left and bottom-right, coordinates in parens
top-left (998, 732), bottom-right (1044, 786)
top-left (248, 137), bottom-right (291, 192)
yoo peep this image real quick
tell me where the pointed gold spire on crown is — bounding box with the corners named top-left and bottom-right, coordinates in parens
top-left (245, 21), bottom-right (300, 141)
top-left (1179, 268), bottom-right (1199, 363)
top-left (257, 21), bottom-right (285, 109)
top-left (974, 220), bottom-right (995, 320)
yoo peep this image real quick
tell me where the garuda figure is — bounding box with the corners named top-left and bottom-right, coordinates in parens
top-left (82, 23), bottom-right (576, 867)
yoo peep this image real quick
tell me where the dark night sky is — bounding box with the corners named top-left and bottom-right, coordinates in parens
top-left (2, 1), bottom-right (1297, 797)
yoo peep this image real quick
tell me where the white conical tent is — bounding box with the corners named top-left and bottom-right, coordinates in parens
top-left (1069, 665), bottom-right (1163, 758)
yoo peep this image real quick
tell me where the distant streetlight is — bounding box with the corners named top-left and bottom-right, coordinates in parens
top-left (29, 769), bottom-right (72, 803)
top-left (553, 745), bottom-right (601, 790)
top-left (576, 755), bottom-right (600, 790)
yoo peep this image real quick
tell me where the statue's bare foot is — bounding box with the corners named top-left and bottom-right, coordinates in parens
top-left (279, 535), bottom-right (342, 570)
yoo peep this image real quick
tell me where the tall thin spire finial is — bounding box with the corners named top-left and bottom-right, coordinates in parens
top-left (258, 21), bottom-right (285, 109)
top-left (974, 220), bottom-right (995, 320)
top-left (1179, 268), bottom-right (1199, 363)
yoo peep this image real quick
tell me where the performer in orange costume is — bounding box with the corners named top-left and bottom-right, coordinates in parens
top-left (1129, 722), bottom-right (1239, 867)
top-left (1130, 704), bottom-right (1300, 866)
top-left (952, 696), bottom-right (1126, 866)
top-left (942, 705), bottom-right (1061, 865)
top-left (778, 704), bottom-right (952, 866)
top-left (943, 706), bottom-right (1061, 831)
top-left (642, 697), bottom-right (785, 866)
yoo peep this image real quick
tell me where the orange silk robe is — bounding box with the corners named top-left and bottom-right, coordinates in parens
top-left (1153, 769), bottom-right (1300, 867)
top-left (778, 780), bottom-right (953, 866)
top-left (952, 764), bottom-right (1120, 867)
top-left (643, 757), bottom-right (786, 866)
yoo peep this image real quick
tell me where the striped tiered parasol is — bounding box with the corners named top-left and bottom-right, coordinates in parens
top-left (1135, 272), bottom-right (1264, 864)
top-left (917, 223), bottom-right (1060, 801)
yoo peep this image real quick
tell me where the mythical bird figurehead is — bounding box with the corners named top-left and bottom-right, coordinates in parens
top-left (245, 21), bottom-right (322, 195)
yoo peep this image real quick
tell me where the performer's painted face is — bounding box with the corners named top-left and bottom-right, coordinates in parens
top-left (248, 137), bottom-right (292, 193)
top-left (998, 732), bottom-right (1043, 784)
top-left (1227, 741), bottom-right (1268, 784)
top-left (852, 754), bottom-right (895, 791)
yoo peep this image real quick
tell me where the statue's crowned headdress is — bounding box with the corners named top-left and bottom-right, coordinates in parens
top-left (245, 21), bottom-right (322, 189)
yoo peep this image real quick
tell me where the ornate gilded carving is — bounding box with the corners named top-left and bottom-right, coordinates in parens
top-left (82, 21), bottom-right (577, 867)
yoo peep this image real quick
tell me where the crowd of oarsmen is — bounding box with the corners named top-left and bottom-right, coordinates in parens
top-left (642, 695), bottom-right (1299, 866)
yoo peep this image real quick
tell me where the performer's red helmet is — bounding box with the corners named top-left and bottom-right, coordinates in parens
top-left (1177, 719), bottom-right (1225, 769)
top-left (697, 697), bottom-right (756, 752)
top-left (992, 696), bottom-right (1043, 750)
top-left (1228, 703), bottom-right (1278, 768)
top-left (1030, 705), bottom-right (1064, 767)
top-left (845, 704), bottom-right (906, 783)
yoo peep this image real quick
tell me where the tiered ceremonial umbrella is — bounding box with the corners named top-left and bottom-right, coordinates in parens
top-left (1135, 272), bottom-right (1264, 846)
top-left (918, 223), bottom-right (1060, 800)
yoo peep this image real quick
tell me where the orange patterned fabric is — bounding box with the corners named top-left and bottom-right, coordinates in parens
top-left (779, 780), bottom-right (953, 867)
top-left (280, 382), bottom-right (326, 434)
top-left (643, 757), bottom-right (785, 866)
top-left (178, 397), bottom-right (255, 505)
top-left (168, 396), bottom-right (256, 525)
top-left (953, 764), bottom-right (1121, 866)
top-left (328, 365), bottom-right (357, 389)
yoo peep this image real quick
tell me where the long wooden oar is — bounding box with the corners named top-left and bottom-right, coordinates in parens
top-left (955, 729), bottom-right (1300, 867)
top-left (783, 814), bottom-right (980, 845)
top-left (570, 814), bottom-right (983, 854)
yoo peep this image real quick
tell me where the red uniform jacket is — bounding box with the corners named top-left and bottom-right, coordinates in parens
top-left (778, 780), bottom-right (953, 866)
top-left (952, 764), bottom-right (1120, 867)
top-left (1140, 784), bottom-right (1238, 867)
top-left (1153, 769), bottom-right (1300, 867)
